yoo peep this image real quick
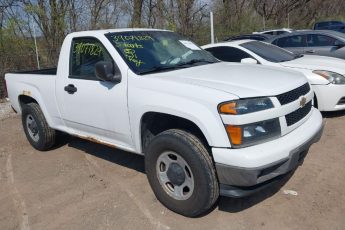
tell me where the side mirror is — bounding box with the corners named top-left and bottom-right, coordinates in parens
top-left (95, 61), bottom-right (121, 83)
top-left (241, 58), bottom-right (258, 64)
top-left (334, 40), bottom-right (345, 48)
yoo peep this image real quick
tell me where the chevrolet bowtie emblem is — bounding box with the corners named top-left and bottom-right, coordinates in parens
top-left (300, 96), bottom-right (307, 108)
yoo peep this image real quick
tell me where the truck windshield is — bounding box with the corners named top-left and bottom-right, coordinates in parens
top-left (106, 31), bottom-right (218, 75)
top-left (240, 41), bottom-right (301, 63)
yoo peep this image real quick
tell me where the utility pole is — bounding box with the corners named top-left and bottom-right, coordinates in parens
top-left (210, 11), bottom-right (214, 44)
top-left (287, 1), bottom-right (290, 29)
top-left (31, 18), bottom-right (40, 69)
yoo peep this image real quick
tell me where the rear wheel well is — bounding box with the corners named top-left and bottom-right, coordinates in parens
top-left (19, 95), bottom-right (38, 109)
top-left (140, 112), bottom-right (210, 153)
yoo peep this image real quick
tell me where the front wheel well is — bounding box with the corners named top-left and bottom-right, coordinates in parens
top-left (140, 112), bottom-right (210, 153)
top-left (313, 93), bottom-right (318, 109)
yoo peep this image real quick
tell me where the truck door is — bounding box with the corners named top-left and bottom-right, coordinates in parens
top-left (56, 37), bottom-right (133, 150)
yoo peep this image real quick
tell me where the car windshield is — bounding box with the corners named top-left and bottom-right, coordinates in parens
top-left (240, 41), bottom-right (300, 63)
top-left (105, 31), bottom-right (218, 75)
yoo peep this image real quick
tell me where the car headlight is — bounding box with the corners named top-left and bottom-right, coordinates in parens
top-left (313, 70), bottom-right (345, 84)
top-left (218, 98), bottom-right (280, 148)
top-left (218, 97), bottom-right (274, 115)
top-left (225, 119), bottom-right (281, 148)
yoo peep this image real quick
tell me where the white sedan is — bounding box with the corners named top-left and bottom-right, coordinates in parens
top-left (203, 40), bottom-right (345, 111)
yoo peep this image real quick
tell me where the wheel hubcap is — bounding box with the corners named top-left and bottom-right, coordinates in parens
top-left (167, 163), bottom-right (185, 186)
top-left (156, 151), bottom-right (194, 200)
top-left (26, 114), bottom-right (39, 142)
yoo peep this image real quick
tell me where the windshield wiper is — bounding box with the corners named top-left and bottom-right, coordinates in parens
top-left (176, 59), bottom-right (217, 67)
top-left (138, 65), bottom-right (189, 75)
top-left (279, 54), bottom-right (304, 63)
top-left (294, 54), bottom-right (304, 59)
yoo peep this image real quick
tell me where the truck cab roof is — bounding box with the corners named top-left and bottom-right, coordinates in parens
top-left (68, 28), bottom-right (171, 37)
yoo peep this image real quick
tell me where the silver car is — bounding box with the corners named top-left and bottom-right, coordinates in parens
top-left (267, 30), bottom-right (345, 59)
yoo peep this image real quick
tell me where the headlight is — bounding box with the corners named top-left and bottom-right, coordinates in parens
top-left (218, 98), bottom-right (280, 148)
top-left (313, 70), bottom-right (345, 84)
top-left (218, 97), bottom-right (273, 115)
top-left (225, 118), bottom-right (281, 148)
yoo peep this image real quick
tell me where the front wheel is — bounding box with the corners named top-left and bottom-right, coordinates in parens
top-left (145, 129), bottom-right (219, 217)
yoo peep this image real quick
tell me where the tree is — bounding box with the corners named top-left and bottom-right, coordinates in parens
top-left (176, 0), bottom-right (208, 38)
top-left (131, 0), bottom-right (144, 27)
top-left (23, 0), bottom-right (71, 64)
top-left (254, 0), bottom-right (312, 29)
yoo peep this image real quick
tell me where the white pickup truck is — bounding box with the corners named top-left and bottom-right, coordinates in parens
top-left (5, 29), bottom-right (323, 217)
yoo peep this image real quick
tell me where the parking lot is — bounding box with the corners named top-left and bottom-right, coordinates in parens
top-left (1, 110), bottom-right (345, 230)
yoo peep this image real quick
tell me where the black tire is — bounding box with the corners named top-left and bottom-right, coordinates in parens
top-left (313, 94), bottom-right (318, 109)
top-left (145, 129), bottom-right (219, 217)
top-left (21, 103), bottom-right (56, 151)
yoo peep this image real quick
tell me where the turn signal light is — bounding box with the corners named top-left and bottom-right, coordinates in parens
top-left (225, 125), bottom-right (242, 145)
top-left (219, 102), bottom-right (237, 115)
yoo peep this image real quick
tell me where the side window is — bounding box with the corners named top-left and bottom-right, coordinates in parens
top-left (70, 37), bottom-right (113, 80)
top-left (253, 36), bottom-right (266, 41)
top-left (276, 35), bottom-right (306, 48)
top-left (276, 31), bottom-right (287, 35)
top-left (232, 36), bottom-right (246, 41)
top-left (331, 21), bottom-right (343, 26)
top-left (307, 34), bottom-right (337, 47)
top-left (206, 47), bottom-right (251, 62)
top-left (315, 22), bottom-right (330, 29)
top-left (272, 39), bottom-right (279, 46)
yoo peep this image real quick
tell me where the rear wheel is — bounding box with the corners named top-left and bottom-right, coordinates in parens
top-left (21, 103), bottom-right (56, 151)
top-left (145, 129), bottom-right (219, 217)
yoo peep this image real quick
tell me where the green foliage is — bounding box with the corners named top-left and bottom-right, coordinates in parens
top-left (1, 24), bottom-right (33, 53)
top-left (0, 25), bottom-right (37, 98)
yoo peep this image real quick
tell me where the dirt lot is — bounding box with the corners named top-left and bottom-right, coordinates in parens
top-left (0, 110), bottom-right (345, 230)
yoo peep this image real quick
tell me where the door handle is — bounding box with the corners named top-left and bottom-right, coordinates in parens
top-left (306, 50), bottom-right (315, 54)
top-left (64, 84), bottom-right (77, 94)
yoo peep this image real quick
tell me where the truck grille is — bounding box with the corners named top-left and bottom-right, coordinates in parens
top-left (277, 83), bottom-right (310, 105)
top-left (285, 101), bottom-right (312, 126)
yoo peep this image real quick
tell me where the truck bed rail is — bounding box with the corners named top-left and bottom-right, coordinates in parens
top-left (14, 68), bottom-right (57, 75)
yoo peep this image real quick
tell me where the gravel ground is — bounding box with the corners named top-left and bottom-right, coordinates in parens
top-left (0, 111), bottom-right (345, 230)
top-left (0, 101), bottom-right (16, 121)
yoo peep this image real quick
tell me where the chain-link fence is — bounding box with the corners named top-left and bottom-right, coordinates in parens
top-left (0, 50), bottom-right (58, 99)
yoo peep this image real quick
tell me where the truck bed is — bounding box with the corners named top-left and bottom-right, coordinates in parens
top-left (5, 71), bottom-right (58, 121)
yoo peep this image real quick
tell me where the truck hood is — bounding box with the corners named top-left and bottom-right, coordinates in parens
top-left (280, 55), bottom-right (345, 74)
top-left (150, 62), bottom-right (307, 98)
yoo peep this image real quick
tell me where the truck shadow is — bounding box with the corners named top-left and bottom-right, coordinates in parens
top-left (62, 135), bottom-right (294, 215)
top-left (66, 136), bottom-right (145, 173)
top-left (217, 172), bottom-right (293, 213)
top-left (321, 110), bottom-right (345, 118)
